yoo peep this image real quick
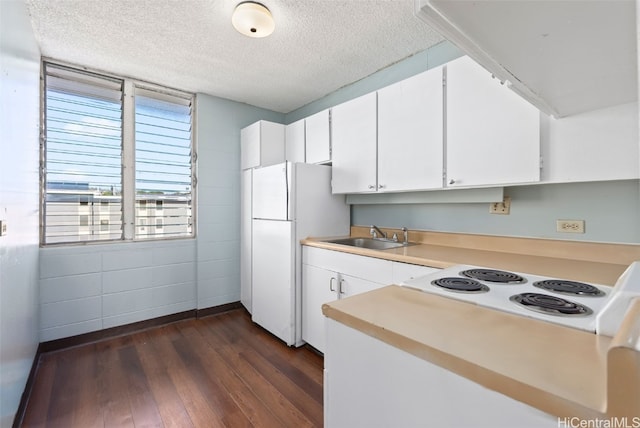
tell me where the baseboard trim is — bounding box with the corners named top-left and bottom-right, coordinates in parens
top-left (13, 301), bottom-right (242, 427)
top-left (196, 301), bottom-right (243, 318)
top-left (12, 343), bottom-right (44, 428)
top-left (39, 309), bottom-right (196, 353)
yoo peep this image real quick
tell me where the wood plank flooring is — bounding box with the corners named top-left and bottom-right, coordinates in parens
top-left (20, 309), bottom-right (324, 428)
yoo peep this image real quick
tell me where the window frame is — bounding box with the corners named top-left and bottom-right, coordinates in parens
top-left (40, 59), bottom-right (197, 246)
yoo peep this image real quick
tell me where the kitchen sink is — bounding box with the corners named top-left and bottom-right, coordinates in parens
top-left (325, 237), bottom-right (414, 250)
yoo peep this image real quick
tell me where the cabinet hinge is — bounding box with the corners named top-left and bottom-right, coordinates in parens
top-left (539, 156), bottom-right (544, 170)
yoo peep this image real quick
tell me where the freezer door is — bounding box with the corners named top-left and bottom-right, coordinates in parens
top-left (252, 162), bottom-right (292, 221)
top-left (251, 219), bottom-right (295, 345)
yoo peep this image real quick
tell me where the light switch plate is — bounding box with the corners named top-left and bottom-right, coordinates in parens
top-left (0, 220), bottom-right (6, 236)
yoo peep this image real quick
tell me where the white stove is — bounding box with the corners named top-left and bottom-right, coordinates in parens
top-left (402, 262), bottom-right (640, 335)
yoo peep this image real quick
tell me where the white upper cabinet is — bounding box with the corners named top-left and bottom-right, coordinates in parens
top-left (445, 56), bottom-right (540, 187)
top-left (378, 66), bottom-right (445, 192)
top-left (331, 92), bottom-right (377, 193)
top-left (285, 118), bottom-right (305, 163)
top-left (240, 120), bottom-right (285, 170)
top-left (305, 109), bottom-right (331, 164)
top-left (541, 102), bottom-right (639, 183)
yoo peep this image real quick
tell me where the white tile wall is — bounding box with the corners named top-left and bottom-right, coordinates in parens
top-left (41, 296), bottom-right (102, 328)
top-left (40, 273), bottom-right (102, 304)
top-left (102, 249), bottom-right (153, 271)
top-left (103, 268), bottom-right (153, 293)
top-left (102, 308), bottom-right (156, 330)
top-left (152, 263), bottom-right (196, 287)
top-left (39, 240), bottom-right (197, 341)
top-left (40, 320), bottom-right (103, 343)
top-left (40, 252), bottom-right (102, 278)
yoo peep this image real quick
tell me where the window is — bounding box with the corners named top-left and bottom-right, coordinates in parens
top-left (41, 62), bottom-right (195, 245)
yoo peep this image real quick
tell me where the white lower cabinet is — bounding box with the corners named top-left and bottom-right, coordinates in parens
top-left (302, 246), bottom-right (393, 353)
top-left (325, 318), bottom-right (556, 427)
top-left (301, 263), bottom-right (338, 353)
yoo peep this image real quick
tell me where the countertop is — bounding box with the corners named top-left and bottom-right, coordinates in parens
top-left (308, 227), bottom-right (640, 418)
top-left (322, 286), bottom-right (640, 419)
top-left (303, 227), bottom-right (640, 285)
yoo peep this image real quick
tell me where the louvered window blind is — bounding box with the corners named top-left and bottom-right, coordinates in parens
top-left (134, 89), bottom-right (193, 239)
top-left (43, 64), bottom-right (124, 244)
top-left (42, 62), bottom-right (195, 245)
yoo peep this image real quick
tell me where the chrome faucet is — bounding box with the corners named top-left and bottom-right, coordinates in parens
top-left (369, 225), bottom-right (387, 240)
top-left (392, 227), bottom-right (409, 244)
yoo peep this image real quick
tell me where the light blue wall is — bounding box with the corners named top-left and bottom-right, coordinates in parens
top-left (353, 180), bottom-right (640, 243)
top-left (39, 239), bottom-right (199, 340)
top-left (195, 95), bottom-right (283, 309)
top-left (285, 41), bottom-right (463, 123)
top-left (285, 41), bottom-right (640, 244)
top-left (0, 0), bottom-right (42, 425)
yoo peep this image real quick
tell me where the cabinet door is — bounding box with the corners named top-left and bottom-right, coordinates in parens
top-left (331, 92), bottom-right (377, 193)
top-left (285, 118), bottom-right (305, 163)
top-left (542, 102), bottom-right (639, 183)
top-left (339, 273), bottom-right (384, 298)
top-left (378, 67), bottom-right (444, 191)
top-left (304, 246), bottom-right (393, 285)
top-left (302, 263), bottom-right (338, 353)
top-left (241, 121), bottom-right (285, 170)
top-left (446, 56), bottom-right (540, 187)
top-left (305, 109), bottom-right (331, 164)
top-left (240, 121), bottom-right (260, 170)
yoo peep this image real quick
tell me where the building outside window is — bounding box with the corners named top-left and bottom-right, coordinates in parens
top-left (41, 62), bottom-right (196, 245)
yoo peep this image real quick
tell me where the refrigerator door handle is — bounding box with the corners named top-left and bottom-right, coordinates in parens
top-left (286, 161), bottom-right (293, 220)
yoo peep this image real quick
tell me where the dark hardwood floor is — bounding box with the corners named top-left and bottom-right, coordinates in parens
top-left (20, 309), bottom-right (324, 427)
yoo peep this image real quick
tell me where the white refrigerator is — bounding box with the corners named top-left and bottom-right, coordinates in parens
top-left (251, 162), bottom-right (350, 346)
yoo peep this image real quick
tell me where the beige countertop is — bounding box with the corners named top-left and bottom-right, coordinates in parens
top-left (310, 227), bottom-right (640, 418)
top-left (303, 226), bottom-right (640, 285)
top-left (322, 286), bottom-right (640, 419)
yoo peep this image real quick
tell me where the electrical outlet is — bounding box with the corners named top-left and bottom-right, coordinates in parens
top-left (489, 196), bottom-right (511, 215)
top-left (556, 220), bottom-right (585, 233)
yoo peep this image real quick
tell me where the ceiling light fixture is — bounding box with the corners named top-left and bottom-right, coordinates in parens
top-left (232, 2), bottom-right (275, 38)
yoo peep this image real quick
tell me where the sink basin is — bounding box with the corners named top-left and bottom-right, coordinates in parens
top-left (325, 237), bottom-right (413, 250)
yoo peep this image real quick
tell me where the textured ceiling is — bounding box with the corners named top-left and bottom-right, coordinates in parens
top-left (25, 0), bottom-right (445, 113)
